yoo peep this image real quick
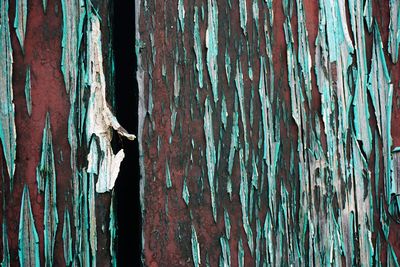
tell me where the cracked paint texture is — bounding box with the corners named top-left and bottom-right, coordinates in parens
top-left (138, 0), bottom-right (400, 265)
top-left (0, 0), bottom-right (123, 265)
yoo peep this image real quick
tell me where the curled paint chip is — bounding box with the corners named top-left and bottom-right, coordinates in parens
top-left (85, 15), bottom-right (135, 193)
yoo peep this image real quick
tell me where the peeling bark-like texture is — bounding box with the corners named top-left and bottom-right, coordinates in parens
top-left (0, 0), bottom-right (123, 265)
top-left (0, 0), bottom-right (16, 189)
top-left (138, 0), bottom-right (400, 265)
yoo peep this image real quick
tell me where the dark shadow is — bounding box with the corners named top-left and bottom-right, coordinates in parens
top-left (113, 0), bottom-right (141, 265)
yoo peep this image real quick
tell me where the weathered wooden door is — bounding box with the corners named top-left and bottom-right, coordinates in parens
top-left (137, 0), bottom-right (400, 266)
top-left (2, 0), bottom-right (400, 266)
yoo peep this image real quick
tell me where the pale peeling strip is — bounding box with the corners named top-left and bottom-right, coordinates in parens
top-left (173, 54), bottom-right (180, 105)
top-left (258, 56), bottom-right (279, 216)
top-left (61, 0), bottom-right (85, 94)
top-left (368, 23), bottom-right (394, 204)
top-left (388, 0), bottom-right (400, 63)
top-left (191, 225), bottom-right (201, 267)
top-left (62, 210), bottom-right (73, 267)
top-left (24, 66), bottom-right (32, 116)
top-left (135, 0), bottom-right (147, 257)
top-left (363, 0), bottom-right (372, 32)
top-left (283, 5), bottom-right (301, 127)
top-left (296, 0), bottom-right (312, 104)
top-left (182, 178), bottom-right (190, 205)
top-left (219, 236), bottom-right (231, 267)
top-left (255, 218), bottom-right (261, 266)
top-left (13, 0), bottom-right (27, 51)
top-left (18, 186), bottom-right (40, 267)
top-left (235, 61), bottom-right (249, 162)
top-left (239, 0), bottom-right (247, 34)
top-left (263, 212), bottom-right (274, 266)
top-left (178, 0), bottom-right (185, 32)
top-left (206, 0), bottom-right (218, 103)
top-left (238, 238), bottom-right (244, 267)
top-left (42, 0), bottom-right (47, 13)
top-left (223, 209), bottom-right (230, 239)
top-left (349, 0), bottom-right (372, 157)
top-left (203, 97), bottom-right (217, 222)
top-left (165, 158), bottom-right (172, 189)
top-left (88, 172), bottom-right (97, 266)
top-left (227, 92), bottom-right (239, 179)
top-left (239, 148), bottom-right (254, 255)
top-left (85, 15), bottom-right (135, 193)
top-left (79, 170), bottom-right (91, 266)
top-left (352, 139), bottom-right (374, 266)
top-left (0, 0), bottom-right (17, 189)
top-left (193, 6), bottom-right (203, 88)
top-left (39, 113), bottom-right (59, 267)
top-left (224, 48), bottom-right (231, 84)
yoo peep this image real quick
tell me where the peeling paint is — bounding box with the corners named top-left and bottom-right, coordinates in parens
top-left (13, 0), bottom-right (27, 51)
top-left (204, 97), bottom-right (217, 222)
top-left (206, 0), bottom-right (218, 103)
top-left (18, 186), bottom-right (40, 267)
top-left (24, 66), bottom-right (32, 116)
top-left (62, 210), bottom-right (72, 266)
top-left (191, 225), bottom-right (201, 267)
top-left (388, 0), bottom-right (400, 63)
top-left (139, 0), bottom-right (400, 265)
top-left (35, 113), bottom-right (59, 266)
top-left (85, 15), bottom-right (135, 193)
top-left (194, 6), bottom-right (203, 89)
top-left (0, 0), bottom-right (16, 188)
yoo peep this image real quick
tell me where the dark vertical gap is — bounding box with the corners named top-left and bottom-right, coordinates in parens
top-left (113, 0), bottom-right (141, 265)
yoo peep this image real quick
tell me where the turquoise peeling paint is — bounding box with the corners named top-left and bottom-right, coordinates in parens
top-left (364, 0), bottom-right (372, 32)
top-left (388, 0), bottom-right (400, 63)
top-left (1, 218), bottom-right (9, 267)
top-left (368, 23), bottom-right (394, 204)
top-left (42, 0), bottom-right (47, 13)
top-left (61, 0), bottom-right (85, 94)
top-left (36, 113), bottom-right (59, 267)
top-left (238, 0), bottom-right (247, 34)
top-left (13, 0), bottom-right (27, 51)
top-left (239, 148), bottom-right (254, 255)
top-left (206, 0), bottom-right (219, 103)
top-left (24, 66), bottom-right (32, 116)
top-left (349, 0), bottom-right (372, 157)
top-left (0, 0), bottom-right (16, 189)
top-left (204, 97), bottom-right (217, 221)
top-left (227, 91), bottom-right (239, 197)
top-left (178, 0), bottom-right (184, 32)
top-left (223, 208), bottom-right (230, 239)
top-left (295, 0), bottom-right (312, 105)
top-left (219, 237), bottom-right (231, 267)
top-left (194, 7), bottom-right (204, 88)
top-left (61, 2), bottom-right (118, 264)
top-left (18, 186), bottom-right (40, 267)
top-left (62, 210), bottom-right (72, 266)
top-left (182, 178), bottom-right (190, 205)
top-left (224, 48), bottom-right (231, 84)
top-left (166, 158), bottom-right (172, 188)
top-left (191, 225), bottom-right (201, 267)
top-left (238, 238), bottom-right (244, 267)
top-left (235, 62), bottom-right (249, 162)
top-left (109, 193), bottom-right (118, 267)
top-left (138, 0), bottom-right (400, 265)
